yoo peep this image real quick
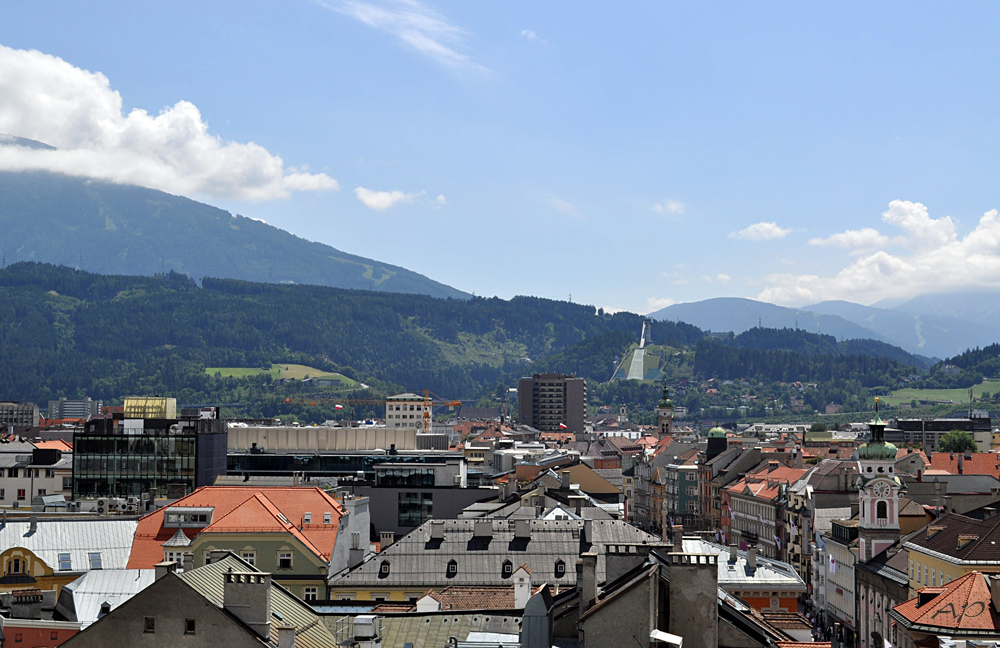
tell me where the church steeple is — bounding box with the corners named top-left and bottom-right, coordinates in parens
top-left (655, 379), bottom-right (674, 439)
top-left (857, 396), bottom-right (902, 562)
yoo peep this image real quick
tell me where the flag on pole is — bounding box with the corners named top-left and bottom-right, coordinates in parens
top-left (559, 423), bottom-right (568, 429)
top-left (829, 554), bottom-right (836, 574)
top-left (335, 404), bottom-right (344, 410)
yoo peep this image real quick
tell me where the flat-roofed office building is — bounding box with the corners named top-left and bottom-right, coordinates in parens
top-left (517, 373), bottom-right (586, 433)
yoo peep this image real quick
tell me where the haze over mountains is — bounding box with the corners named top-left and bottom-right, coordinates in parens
top-left (0, 153), bottom-right (468, 299)
top-left (649, 295), bottom-right (1000, 360)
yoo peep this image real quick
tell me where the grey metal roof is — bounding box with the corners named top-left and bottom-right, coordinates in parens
top-left (56, 569), bottom-right (155, 626)
top-left (0, 518), bottom-right (138, 571)
top-left (180, 553), bottom-right (338, 648)
top-left (333, 518), bottom-right (657, 589)
top-left (374, 612), bottom-right (522, 648)
top-left (681, 538), bottom-right (806, 591)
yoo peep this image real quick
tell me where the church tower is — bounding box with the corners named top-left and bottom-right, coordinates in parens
top-left (857, 397), bottom-right (903, 562)
top-left (656, 380), bottom-right (674, 438)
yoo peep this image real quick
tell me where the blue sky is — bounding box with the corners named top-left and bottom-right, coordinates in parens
top-left (2, 2), bottom-right (999, 312)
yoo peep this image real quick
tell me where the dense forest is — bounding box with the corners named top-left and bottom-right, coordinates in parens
top-left (914, 343), bottom-right (1000, 388)
top-left (0, 263), bottom-right (950, 422)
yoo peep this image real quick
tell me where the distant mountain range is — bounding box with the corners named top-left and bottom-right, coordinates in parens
top-left (0, 156), bottom-right (468, 299)
top-left (649, 294), bottom-right (1000, 360)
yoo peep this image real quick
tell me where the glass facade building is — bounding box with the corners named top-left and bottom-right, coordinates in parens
top-left (73, 413), bottom-right (227, 499)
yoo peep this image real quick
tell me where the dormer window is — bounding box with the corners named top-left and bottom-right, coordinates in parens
top-left (323, 512), bottom-right (332, 524)
top-left (379, 561), bottom-right (391, 577)
top-left (447, 560), bottom-right (458, 577)
top-left (555, 560), bottom-right (566, 578)
top-left (304, 513), bottom-right (312, 524)
top-left (502, 560), bottom-right (513, 579)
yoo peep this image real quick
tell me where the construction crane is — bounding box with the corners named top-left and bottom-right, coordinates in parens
top-left (421, 389), bottom-right (461, 433)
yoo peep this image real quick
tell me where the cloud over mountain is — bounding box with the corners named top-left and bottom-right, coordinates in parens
top-left (760, 200), bottom-right (1000, 305)
top-left (0, 44), bottom-right (338, 201)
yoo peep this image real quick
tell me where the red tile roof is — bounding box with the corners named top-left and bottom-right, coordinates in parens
top-left (127, 486), bottom-right (343, 569)
top-left (893, 572), bottom-right (1000, 631)
top-left (929, 453), bottom-right (1000, 478)
top-left (33, 439), bottom-right (73, 451)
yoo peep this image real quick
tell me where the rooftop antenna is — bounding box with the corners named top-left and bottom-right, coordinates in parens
top-left (758, 317), bottom-right (762, 329)
top-left (569, 292), bottom-right (572, 303)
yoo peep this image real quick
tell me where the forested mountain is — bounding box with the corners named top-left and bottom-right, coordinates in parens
top-left (915, 343), bottom-right (1000, 389)
top-left (0, 263), bottom-right (660, 414)
top-left (0, 170), bottom-right (467, 299)
top-left (715, 327), bottom-right (933, 369)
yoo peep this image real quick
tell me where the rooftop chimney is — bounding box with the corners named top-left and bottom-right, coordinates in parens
top-left (514, 519), bottom-right (531, 540)
top-left (560, 470), bottom-right (571, 490)
top-left (672, 525), bottom-right (684, 553)
top-left (580, 552), bottom-right (598, 615)
top-left (349, 532), bottom-right (365, 568)
top-left (223, 571), bottom-right (272, 640)
top-left (379, 531), bottom-right (394, 550)
top-left (278, 624), bottom-right (296, 648)
top-left (155, 560), bottom-right (178, 581)
top-left (748, 546), bottom-right (757, 572)
top-left (513, 564), bottom-right (531, 609)
top-left (959, 453), bottom-right (965, 474)
top-left (729, 544), bottom-right (737, 563)
top-left (474, 520), bottom-right (493, 538)
top-left (29, 514), bottom-right (37, 534)
top-left (430, 520), bottom-right (445, 540)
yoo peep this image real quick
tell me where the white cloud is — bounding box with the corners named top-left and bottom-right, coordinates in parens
top-left (324, 0), bottom-right (488, 73)
top-left (808, 227), bottom-right (890, 250)
top-left (548, 197), bottom-right (582, 220)
top-left (520, 29), bottom-right (539, 41)
top-left (646, 297), bottom-right (676, 313)
top-left (0, 44), bottom-right (338, 201)
top-left (758, 201), bottom-right (1000, 305)
top-left (435, 194), bottom-right (446, 206)
top-left (717, 273), bottom-right (731, 284)
top-left (354, 186), bottom-right (424, 211)
top-left (729, 221), bottom-right (792, 241)
top-left (653, 200), bottom-right (685, 216)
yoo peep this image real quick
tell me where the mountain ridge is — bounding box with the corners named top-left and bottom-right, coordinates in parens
top-left (0, 169), bottom-right (468, 299)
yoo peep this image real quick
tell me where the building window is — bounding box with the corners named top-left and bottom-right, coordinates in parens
top-left (45, 469), bottom-right (54, 478)
top-left (17, 489), bottom-right (25, 501)
top-left (304, 512), bottom-right (312, 524)
top-left (398, 492), bottom-right (434, 528)
top-left (278, 552), bottom-right (293, 569)
top-left (876, 501), bottom-right (887, 520)
top-left (144, 617), bottom-right (155, 633)
top-left (37, 488), bottom-right (46, 496)
top-left (58, 553), bottom-right (72, 570)
top-left (447, 560), bottom-right (458, 577)
top-left (51, 631), bottom-right (58, 640)
top-left (502, 560), bottom-right (513, 579)
top-left (0, 488), bottom-right (4, 500)
top-left (324, 512), bottom-right (332, 524)
top-left (336, 593), bottom-right (356, 601)
top-left (89, 552), bottom-right (103, 570)
top-left (241, 551), bottom-right (256, 567)
top-left (8, 468), bottom-right (16, 478)
top-left (371, 594), bottom-right (387, 602)
top-left (555, 560), bottom-right (566, 578)
top-left (304, 587), bottom-right (318, 602)
top-left (14, 633), bottom-right (22, 642)
top-left (185, 619), bottom-right (196, 634)
top-left (379, 561), bottom-right (391, 577)
top-left (10, 558), bottom-right (23, 574)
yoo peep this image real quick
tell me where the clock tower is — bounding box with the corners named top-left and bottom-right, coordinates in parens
top-left (655, 380), bottom-right (674, 439)
top-left (857, 397), bottom-right (903, 562)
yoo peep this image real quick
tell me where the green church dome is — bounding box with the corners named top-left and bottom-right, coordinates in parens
top-left (658, 381), bottom-right (673, 409)
top-left (858, 397), bottom-right (897, 461)
top-left (708, 426), bottom-right (727, 439)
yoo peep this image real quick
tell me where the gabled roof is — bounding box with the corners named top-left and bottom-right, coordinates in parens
top-left (56, 569), bottom-right (155, 627)
top-left (179, 552), bottom-right (338, 648)
top-left (892, 572), bottom-right (1000, 633)
top-left (127, 487), bottom-right (343, 568)
top-left (904, 512), bottom-right (1000, 563)
top-left (929, 453), bottom-right (1000, 479)
top-left (0, 518), bottom-right (138, 571)
top-left (333, 518), bottom-right (656, 589)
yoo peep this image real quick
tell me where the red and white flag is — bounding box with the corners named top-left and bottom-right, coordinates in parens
top-left (559, 423), bottom-right (568, 429)
top-left (335, 404), bottom-right (344, 410)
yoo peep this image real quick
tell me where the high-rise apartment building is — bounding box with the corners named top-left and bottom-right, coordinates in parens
top-left (517, 373), bottom-right (586, 433)
top-left (47, 397), bottom-right (103, 420)
top-left (0, 402), bottom-right (40, 430)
